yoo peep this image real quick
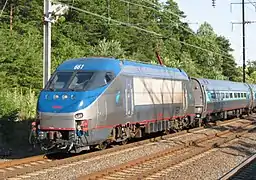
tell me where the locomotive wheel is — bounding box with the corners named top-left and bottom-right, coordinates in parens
top-left (98, 141), bottom-right (108, 150)
top-left (164, 129), bottom-right (170, 135)
top-left (121, 138), bottom-right (128, 145)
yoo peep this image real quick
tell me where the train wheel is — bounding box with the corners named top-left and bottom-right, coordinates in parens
top-left (121, 138), bottom-right (128, 145)
top-left (98, 141), bottom-right (108, 150)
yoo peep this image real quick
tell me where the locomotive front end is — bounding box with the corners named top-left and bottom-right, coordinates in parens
top-left (30, 58), bottom-right (118, 153)
top-left (35, 94), bottom-right (91, 153)
top-left (34, 71), bottom-right (96, 153)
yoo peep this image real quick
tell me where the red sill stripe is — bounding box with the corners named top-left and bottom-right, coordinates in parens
top-left (93, 114), bottom-right (196, 130)
top-left (39, 106), bottom-right (245, 131)
top-left (40, 127), bottom-right (75, 131)
top-left (39, 114), bottom-right (196, 131)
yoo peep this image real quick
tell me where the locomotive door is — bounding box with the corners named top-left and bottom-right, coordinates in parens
top-left (191, 78), bottom-right (207, 116)
top-left (125, 77), bottom-right (134, 117)
top-left (97, 99), bottom-right (107, 126)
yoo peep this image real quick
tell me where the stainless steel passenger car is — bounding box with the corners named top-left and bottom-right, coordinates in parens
top-left (191, 78), bottom-right (253, 122)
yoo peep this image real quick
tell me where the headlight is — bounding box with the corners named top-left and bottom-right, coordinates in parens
top-left (62, 94), bottom-right (68, 99)
top-left (75, 113), bottom-right (83, 119)
top-left (53, 94), bottom-right (59, 99)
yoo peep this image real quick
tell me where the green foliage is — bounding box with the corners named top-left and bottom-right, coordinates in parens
top-left (89, 38), bottom-right (125, 58)
top-left (0, 0), bottom-right (254, 120)
top-left (0, 88), bottom-right (37, 121)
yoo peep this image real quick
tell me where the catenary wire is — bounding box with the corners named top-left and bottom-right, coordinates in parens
top-left (0, 0), bottom-right (9, 17)
top-left (54, 1), bottom-right (237, 61)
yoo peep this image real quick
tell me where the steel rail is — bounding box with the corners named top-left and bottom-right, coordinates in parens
top-left (76, 121), bottom-right (256, 180)
top-left (0, 117), bottom-right (251, 179)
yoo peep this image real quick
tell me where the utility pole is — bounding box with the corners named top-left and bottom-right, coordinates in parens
top-left (42, 1), bottom-right (69, 88)
top-left (242, 0), bottom-right (245, 83)
top-left (230, 1), bottom-right (256, 83)
top-left (43, 0), bottom-right (52, 88)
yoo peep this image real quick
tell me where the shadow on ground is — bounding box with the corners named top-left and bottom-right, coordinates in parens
top-left (0, 119), bottom-right (43, 159)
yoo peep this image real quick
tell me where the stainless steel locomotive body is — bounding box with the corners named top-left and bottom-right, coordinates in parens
top-left (35, 57), bottom-right (194, 153)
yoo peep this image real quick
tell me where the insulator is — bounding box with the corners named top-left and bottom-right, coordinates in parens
top-left (212, 0), bottom-right (216, 7)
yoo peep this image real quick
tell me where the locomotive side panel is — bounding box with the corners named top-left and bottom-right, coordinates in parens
top-left (133, 77), bottom-right (185, 121)
top-left (89, 74), bottom-right (136, 144)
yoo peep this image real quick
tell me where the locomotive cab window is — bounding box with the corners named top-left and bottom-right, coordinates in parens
top-left (47, 72), bottom-right (74, 90)
top-left (46, 71), bottom-right (115, 91)
top-left (68, 72), bottom-right (94, 90)
top-left (105, 72), bottom-right (114, 83)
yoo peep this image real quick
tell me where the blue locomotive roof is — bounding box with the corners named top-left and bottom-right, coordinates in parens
top-left (121, 60), bottom-right (188, 80)
top-left (56, 57), bottom-right (189, 80)
top-left (38, 57), bottom-right (188, 113)
top-left (196, 78), bottom-right (250, 91)
top-left (56, 57), bottom-right (122, 75)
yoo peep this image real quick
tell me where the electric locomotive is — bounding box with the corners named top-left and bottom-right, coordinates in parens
top-left (33, 57), bottom-right (195, 153)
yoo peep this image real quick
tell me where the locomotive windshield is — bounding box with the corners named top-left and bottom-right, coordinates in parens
top-left (68, 72), bottom-right (94, 90)
top-left (48, 72), bottom-right (74, 90)
top-left (46, 71), bottom-right (114, 91)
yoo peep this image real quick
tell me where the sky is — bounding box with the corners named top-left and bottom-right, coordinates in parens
top-left (170, 0), bottom-right (256, 66)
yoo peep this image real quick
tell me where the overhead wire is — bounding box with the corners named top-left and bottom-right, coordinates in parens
top-left (247, 0), bottom-right (256, 8)
top-left (56, 0), bottom-right (238, 57)
top-left (0, 0), bottom-right (8, 18)
top-left (54, 1), bottom-right (237, 61)
top-left (118, 0), bottom-right (241, 60)
top-left (140, 0), bottom-right (238, 58)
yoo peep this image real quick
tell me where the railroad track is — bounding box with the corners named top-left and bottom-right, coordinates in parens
top-left (77, 121), bottom-right (256, 180)
top-left (0, 117), bottom-right (253, 179)
top-left (220, 153), bottom-right (256, 180)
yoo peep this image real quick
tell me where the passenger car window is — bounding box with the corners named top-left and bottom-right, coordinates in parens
top-left (226, 93), bottom-right (229, 98)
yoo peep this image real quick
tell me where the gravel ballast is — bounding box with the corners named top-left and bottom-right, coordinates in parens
top-left (11, 121), bottom-right (256, 180)
top-left (148, 131), bottom-right (256, 180)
